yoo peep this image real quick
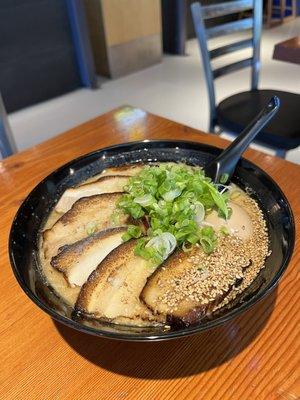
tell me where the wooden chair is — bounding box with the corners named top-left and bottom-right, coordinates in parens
top-left (266, 0), bottom-right (297, 28)
top-left (191, 0), bottom-right (300, 158)
top-left (0, 93), bottom-right (17, 158)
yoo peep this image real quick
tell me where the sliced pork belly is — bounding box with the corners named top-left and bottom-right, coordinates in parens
top-left (51, 227), bottom-right (127, 287)
top-left (83, 164), bottom-right (145, 184)
top-left (55, 175), bottom-right (129, 213)
top-left (42, 192), bottom-right (128, 260)
top-left (141, 236), bottom-right (251, 327)
top-left (165, 285), bottom-right (234, 329)
top-left (75, 240), bottom-right (161, 325)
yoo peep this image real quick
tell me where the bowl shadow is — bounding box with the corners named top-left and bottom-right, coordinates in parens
top-left (53, 287), bottom-right (277, 380)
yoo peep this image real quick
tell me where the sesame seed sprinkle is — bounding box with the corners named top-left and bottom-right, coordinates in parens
top-left (152, 193), bottom-right (269, 317)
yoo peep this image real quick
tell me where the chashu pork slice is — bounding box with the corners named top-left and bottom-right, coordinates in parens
top-left (51, 227), bottom-right (127, 287)
top-left (141, 236), bottom-right (251, 328)
top-left (55, 175), bottom-right (129, 213)
top-left (83, 164), bottom-right (145, 184)
top-left (43, 192), bottom-right (128, 260)
top-left (75, 240), bottom-right (162, 326)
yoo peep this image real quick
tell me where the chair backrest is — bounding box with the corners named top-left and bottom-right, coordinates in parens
top-left (0, 93), bottom-right (17, 158)
top-left (191, 0), bottom-right (262, 131)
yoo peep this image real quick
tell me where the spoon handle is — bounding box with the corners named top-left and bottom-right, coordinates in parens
top-left (204, 96), bottom-right (280, 184)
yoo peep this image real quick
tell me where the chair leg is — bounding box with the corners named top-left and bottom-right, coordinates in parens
top-left (275, 148), bottom-right (286, 158)
top-left (280, 0), bottom-right (285, 22)
top-left (291, 0), bottom-right (296, 18)
top-left (266, 0), bottom-right (272, 27)
top-left (209, 118), bottom-right (218, 134)
top-left (209, 122), bottom-right (215, 133)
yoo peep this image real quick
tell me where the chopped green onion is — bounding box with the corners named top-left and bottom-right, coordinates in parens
top-left (200, 237), bottom-right (214, 254)
top-left (86, 222), bottom-right (97, 236)
top-left (118, 163), bottom-right (230, 260)
top-left (143, 232), bottom-right (177, 261)
top-left (203, 181), bottom-right (229, 219)
top-left (194, 202), bottom-right (205, 225)
top-left (182, 242), bottom-right (193, 252)
top-left (220, 173), bottom-right (229, 184)
top-left (122, 225), bottom-right (142, 242)
top-left (110, 210), bottom-right (122, 226)
top-left (227, 207), bottom-right (233, 219)
top-left (121, 232), bottom-right (132, 242)
top-left (220, 226), bottom-right (229, 236)
top-left (134, 194), bottom-right (155, 207)
top-left (162, 188), bottom-right (181, 202)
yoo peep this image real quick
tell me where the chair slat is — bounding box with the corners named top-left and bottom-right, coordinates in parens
top-left (206, 18), bottom-right (253, 39)
top-left (210, 38), bottom-right (252, 59)
top-left (213, 57), bottom-right (252, 79)
top-left (202, 0), bottom-right (253, 19)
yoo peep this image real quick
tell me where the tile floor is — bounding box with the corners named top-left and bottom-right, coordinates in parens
top-left (7, 18), bottom-right (300, 164)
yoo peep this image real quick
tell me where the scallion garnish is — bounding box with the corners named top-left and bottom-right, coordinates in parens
top-left (118, 163), bottom-right (230, 261)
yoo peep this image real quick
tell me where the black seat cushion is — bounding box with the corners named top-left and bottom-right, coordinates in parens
top-left (217, 90), bottom-right (300, 150)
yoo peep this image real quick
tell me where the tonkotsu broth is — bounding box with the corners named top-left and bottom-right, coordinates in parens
top-left (38, 163), bottom-right (269, 326)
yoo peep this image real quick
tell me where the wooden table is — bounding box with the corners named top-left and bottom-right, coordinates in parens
top-left (1, 107), bottom-right (299, 400)
top-left (273, 36), bottom-right (300, 65)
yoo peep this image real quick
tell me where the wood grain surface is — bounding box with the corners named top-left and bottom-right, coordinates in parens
top-left (0, 106), bottom-right (299, 400)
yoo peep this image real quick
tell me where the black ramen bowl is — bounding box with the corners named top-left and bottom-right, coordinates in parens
top-left (9, 140), bottom-right (295, 341)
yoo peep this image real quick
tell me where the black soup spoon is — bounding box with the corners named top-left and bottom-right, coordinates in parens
top-left (204, 96), bottom-right (280, 184)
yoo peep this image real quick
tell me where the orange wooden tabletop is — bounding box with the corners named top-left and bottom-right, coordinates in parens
top-left (0, 106), bottom-right (299, 400)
